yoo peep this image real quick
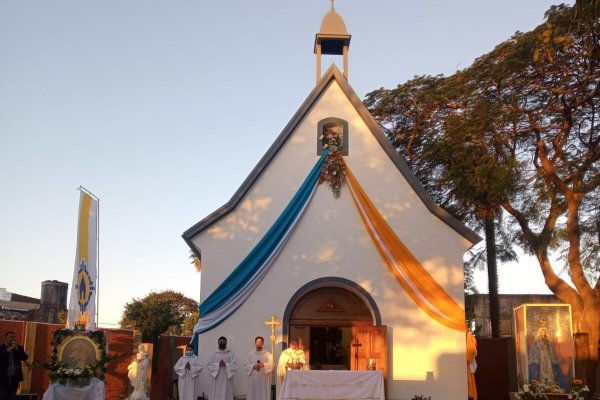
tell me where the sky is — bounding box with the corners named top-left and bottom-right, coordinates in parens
top-left (0, 0), bottom-right (569, 327)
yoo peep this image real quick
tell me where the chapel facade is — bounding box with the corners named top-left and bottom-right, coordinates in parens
top-left (183, 5), bottom-right (480, 399)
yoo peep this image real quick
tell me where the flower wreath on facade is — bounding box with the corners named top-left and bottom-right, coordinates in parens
top-left (45, 329), bottom-right (109, 387)
top-left (319, 125), bottom-right (346, 198)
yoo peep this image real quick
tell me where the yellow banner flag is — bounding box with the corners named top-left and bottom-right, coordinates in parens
top-left (67, 190), bottom-right (99, 330)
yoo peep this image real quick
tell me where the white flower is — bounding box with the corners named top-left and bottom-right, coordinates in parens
top-left (523, 384), bottom-right (530, 393)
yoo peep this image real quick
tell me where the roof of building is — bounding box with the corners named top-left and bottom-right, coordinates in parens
top-left (10, 293), bottom-right (40, 304)
top-left (182, 66), bottom-right (482, 258)
top-left (0, 299), bottom-right (40, 312)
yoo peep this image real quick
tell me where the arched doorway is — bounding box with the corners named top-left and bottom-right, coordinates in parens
top-left (282, 278), bottom-right (387, 375)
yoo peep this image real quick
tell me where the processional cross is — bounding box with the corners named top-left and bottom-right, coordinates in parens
top-left (265, 314), bottom-right (282, 400)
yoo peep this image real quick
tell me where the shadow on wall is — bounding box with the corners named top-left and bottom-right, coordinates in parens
top-left (384, 352), bottom-right (467, 399)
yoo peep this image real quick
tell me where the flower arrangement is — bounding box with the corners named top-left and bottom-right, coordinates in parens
top-left (515, 380), bottom-right (548, 400)
top-left (568, 378), bottom-right (591, 400)
top-left (49, 364), bottom-right (95, 387)
top-left (319, 125), bottom-right (346, 198)
top-left (539, 379), bottom-right (561, 394)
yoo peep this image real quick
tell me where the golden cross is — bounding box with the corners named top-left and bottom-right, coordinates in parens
top-left (265, 314), bottom-right (282, 344)
top-left (264, 314), bottom-right (282, 382)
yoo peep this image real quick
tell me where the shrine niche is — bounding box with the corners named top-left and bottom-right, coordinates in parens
top-left (45, 329), bottom-right (108, 388)
top-left (514, 304), bottom-right (574, 392)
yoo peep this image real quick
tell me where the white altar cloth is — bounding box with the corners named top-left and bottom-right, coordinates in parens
top-left (279, 371), bottom-right (384, 400)
top-left (42, 377), bottom-right (105, 400)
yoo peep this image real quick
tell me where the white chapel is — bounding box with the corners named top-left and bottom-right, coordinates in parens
top-left (183, 4), bottom-right (480, 400)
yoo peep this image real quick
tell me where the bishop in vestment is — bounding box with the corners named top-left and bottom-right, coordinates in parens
top-left (207, 336), bottom-right (238, 400)
top-left (244, 336), bottom-right (273, 400)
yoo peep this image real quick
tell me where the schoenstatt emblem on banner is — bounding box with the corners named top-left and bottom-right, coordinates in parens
top-left (66, 187), bottom-right (99, 331)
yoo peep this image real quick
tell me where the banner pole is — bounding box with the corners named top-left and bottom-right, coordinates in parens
top-left (78, 185), bottom-right (100, 329)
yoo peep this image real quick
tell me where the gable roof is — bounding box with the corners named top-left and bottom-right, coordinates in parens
top-left (183, 65), bottom-right (481, 258)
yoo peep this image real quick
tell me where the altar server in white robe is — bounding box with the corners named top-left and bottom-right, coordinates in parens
top-left (207, 336), bottom-right (238, 400)
top-left (174, 344), bottom-right (203, 400)
top-left (245, 336), bottom-right (273, 400)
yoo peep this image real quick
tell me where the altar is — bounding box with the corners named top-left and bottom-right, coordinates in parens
top-left (42, 377), bottom-right (105, 400)
top-left (279, 371), bottom-right (385, 400)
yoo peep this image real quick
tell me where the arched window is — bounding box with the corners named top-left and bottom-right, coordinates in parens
top-left (317, 117), bottom-right (349, 156)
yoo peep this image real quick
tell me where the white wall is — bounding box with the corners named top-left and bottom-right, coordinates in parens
top-left (191, 80), bottom-right (472, 400)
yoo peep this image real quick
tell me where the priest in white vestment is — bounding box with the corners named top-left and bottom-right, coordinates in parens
top-left (245, 336), bottom-right (273, 400)
top-left (174, 344), bottom-right (203, 400)
top-left (207, 336), bottom-right (238, 400)
top-left (277, 340), bottom-right (308, 385)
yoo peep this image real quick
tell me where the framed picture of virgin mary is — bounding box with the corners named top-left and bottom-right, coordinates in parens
top-left (514, 304), bottom-right (574, 392)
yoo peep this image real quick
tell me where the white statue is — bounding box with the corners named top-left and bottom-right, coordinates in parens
top-left (128, 344), bottom-right (150, 399)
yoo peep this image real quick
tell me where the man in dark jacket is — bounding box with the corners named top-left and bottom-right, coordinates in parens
top-left (0, 331), bottom-right (29, 400)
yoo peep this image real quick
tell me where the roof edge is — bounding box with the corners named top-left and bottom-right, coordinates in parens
top-left (182, 66), bottom-right (342, 250)
top-left (331, 69), bottom-right (482, 245)
top-left (182, 65), bottom-right (481, 256)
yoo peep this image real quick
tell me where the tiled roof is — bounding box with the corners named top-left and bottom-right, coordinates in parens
top-left (0, 300), bottom-right (40, 312)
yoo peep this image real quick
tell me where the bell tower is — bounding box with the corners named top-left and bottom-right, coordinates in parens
top-left (314, 0), bottom-right (351, 83)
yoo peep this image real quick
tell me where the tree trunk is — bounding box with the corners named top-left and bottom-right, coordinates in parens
top-left (484, 215), bottom-right (500, 338)
top-left (579, 302), bottom-right (600, 394)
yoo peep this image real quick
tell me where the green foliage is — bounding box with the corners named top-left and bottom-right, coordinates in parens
top-left (189, 250), bottom-right (201, 272)
top-left (119, 290), bottom-right (198, 342)
top-left (182, 311), bottom-right (199, 337)
top-left (120, 290), bottom-right (198, 369)
top-left (365, 1), bottom-right (600, 349)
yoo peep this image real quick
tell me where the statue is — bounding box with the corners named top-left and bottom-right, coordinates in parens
top-left (528, 318), bottom-right (564, 388)
top-left (128, 344), bottom-right (150, 399)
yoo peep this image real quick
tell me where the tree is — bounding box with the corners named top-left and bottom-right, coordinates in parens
top-left (120, 290), bottom-right (198, 342)
top-left (365, 1), bottom-right (600, 387)
top-left (365, 69), bottom-right (520, 339)
top-left (189, 250), bottom-right (202, 272)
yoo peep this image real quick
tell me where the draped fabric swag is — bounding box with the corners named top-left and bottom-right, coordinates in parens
top-left (191, 154), bottom-right (477, 399)
top-left (344, 163), bottom-right (466, 332)
top-left (191, 152), bottom-right (328, 341)
top-left (344, 162), bottom-right (476, 399)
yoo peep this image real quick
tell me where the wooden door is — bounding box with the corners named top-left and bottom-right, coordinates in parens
top-left (350, 325), bottom-right (387, 378)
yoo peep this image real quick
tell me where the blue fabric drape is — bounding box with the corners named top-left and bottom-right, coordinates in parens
top-left (191, 152), bottom-right (327, 347)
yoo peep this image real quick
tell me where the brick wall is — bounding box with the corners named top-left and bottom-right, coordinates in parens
top-left (151, 335), bottom-right (192, 400)
top-left (0, 320), bottom-right (191, 400)
top-left (0, 320), bottom-right (136, 400)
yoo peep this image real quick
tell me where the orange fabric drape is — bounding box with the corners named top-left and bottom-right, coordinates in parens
top-left (344, 164), bottom-right (466, 331)
top-left (466, 331), bottom-right (478, 400)
top-left (343, 163), bottom-right (477, 399)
